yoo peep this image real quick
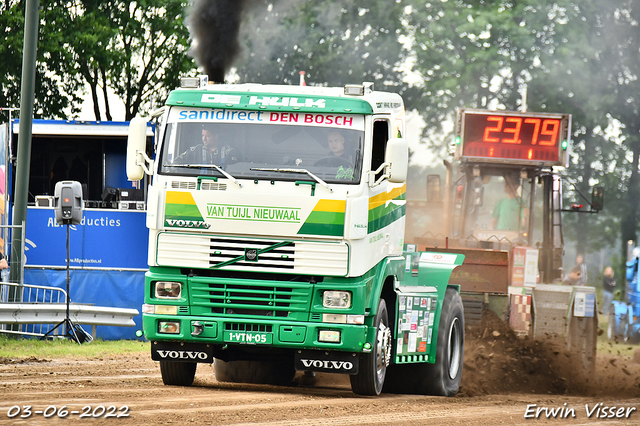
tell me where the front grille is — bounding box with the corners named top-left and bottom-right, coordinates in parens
top-left (170, 180), bottom-right (227, 191)
top-left (201, 181), bottom-right (227, 191)
top-left (157, 233), bottom-right (349, 276)
top-left (225, 323), bottom-right (272, 333)
top-left (171, 181), bottom-right (196, 190)
top-left (209, 238), bottom-right (295, 270)
top-left (190, 280), bottom-right (311, 319)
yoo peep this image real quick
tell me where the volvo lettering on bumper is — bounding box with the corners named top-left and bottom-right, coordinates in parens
top-left (151, 341), bottom-right (214, 363)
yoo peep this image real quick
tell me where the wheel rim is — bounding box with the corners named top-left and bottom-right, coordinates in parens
top-left (375, 322), bottom-right (391, 382)
top-left (447, 317), bottom-right (462, 380)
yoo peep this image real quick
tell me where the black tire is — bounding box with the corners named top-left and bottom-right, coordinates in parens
top-left (214, 359), bottom-right (295, 386)
top-left (159, 361), bottom-right (197, 386)
top-left (350, 299), bottom-right (391, 396)
top-left (419, 288), bottom-right (464, 396)
top-left (384, 288), bottom-right (464, 396)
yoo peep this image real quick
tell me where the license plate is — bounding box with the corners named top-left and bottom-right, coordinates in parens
top-left (224, 331), bottom-right (272, 345)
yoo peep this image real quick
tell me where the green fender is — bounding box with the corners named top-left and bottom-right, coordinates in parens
top-left (383, 251), bottom-right (465, 363)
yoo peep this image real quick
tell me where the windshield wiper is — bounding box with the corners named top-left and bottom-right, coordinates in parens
top-left (250, 167), bottom-right (333, 193)
top-left (176, 163), bottom-right (242, 188)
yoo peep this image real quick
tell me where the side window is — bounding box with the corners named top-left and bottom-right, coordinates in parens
top-left (371, 120), bottom-right (389, 180)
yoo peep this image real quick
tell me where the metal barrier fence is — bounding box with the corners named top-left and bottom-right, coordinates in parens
top-left (0, 282), bottom-right (69, 336)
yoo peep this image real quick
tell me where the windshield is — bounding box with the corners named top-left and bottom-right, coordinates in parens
top-left (158, 108), bottom-right (365, 184)
top-left (458, 169), bottom-right (532, 245)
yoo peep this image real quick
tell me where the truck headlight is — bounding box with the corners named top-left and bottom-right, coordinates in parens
top-left (323, 291), bottom-right (351, 308)
top-left (318, 330), bottom-right (341, 343)
top-left (155, 281), bottom-right (182, 299)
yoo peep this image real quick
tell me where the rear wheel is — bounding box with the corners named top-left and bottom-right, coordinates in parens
top-left (159, 361), bottom-right (197, 386)
top-left (350, 299), bottom-right (391, 396)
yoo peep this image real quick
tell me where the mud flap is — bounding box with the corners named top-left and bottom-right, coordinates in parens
top-left (294, 350), bottom-right (359, 374)
top-left (151, 341), bottom-right (214, 363)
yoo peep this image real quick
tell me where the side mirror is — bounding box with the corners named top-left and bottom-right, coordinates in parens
top-left (591, 186), bottom-right (604, 211)
top-left (127, 116), bottom-right (150, 181)
top-left (385, 137), bottom-right (408, 183)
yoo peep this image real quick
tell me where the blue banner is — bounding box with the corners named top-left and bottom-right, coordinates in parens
top-left (25, 208), bottom-right (149, 269)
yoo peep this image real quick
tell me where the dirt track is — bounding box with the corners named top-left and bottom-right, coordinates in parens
top-left (3, 317), bottom-right (640, 425)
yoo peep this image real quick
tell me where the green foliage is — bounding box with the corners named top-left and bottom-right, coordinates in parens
top-left (1, 0), bottom-right (194, 121)
top-left (0, 0), bottom-right (83, 119)
top-left (3, 0), bottom-right (640, 266)
top-left (65, 0), bottom-right (195, 120)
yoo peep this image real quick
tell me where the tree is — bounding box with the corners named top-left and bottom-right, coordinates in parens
top-left (405, 0), bottom-right (640, 272)
top-left (234, 0), bottom-right (406, 91)
top-left (0, 0), bottom-right (83, 119)
top-left (65, 0), bottom-right (195, 120)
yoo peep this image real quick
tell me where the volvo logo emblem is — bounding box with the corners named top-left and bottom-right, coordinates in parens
top-left (245, 248), bottom-right (258, 262)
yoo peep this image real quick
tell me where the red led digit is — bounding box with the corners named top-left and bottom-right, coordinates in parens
top-left (524, 118), bottom-right (541, 145)
top-left (483, 116), bottom-right (503, 143)
top-left (502, 117), bottom-right (522, 144)
top-left (539, 119), bottom-right (559, 146)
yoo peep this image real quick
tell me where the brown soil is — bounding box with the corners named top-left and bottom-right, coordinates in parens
top-left (461, 310), bottom-right (640, 398)
top-left (2, 316), bottom-right (640, 425)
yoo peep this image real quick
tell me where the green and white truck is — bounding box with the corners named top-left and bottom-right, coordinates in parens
top-left (127, 76), bottom-right (465, 396)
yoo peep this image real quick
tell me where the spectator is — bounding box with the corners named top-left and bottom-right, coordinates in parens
top-left (602, 266), bottom-right (616, 314)
top-left (564, 254), bottom-right (588, 286)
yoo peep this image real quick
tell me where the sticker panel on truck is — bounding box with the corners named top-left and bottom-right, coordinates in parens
top-left (395, 294), bottom-right (438, 361)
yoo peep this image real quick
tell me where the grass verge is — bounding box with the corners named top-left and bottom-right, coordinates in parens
top-left (0, 335), bottom-right (149, 359)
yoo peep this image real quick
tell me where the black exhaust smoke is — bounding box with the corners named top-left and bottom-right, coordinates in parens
top-left (188, 0), bottom-right (248, 83)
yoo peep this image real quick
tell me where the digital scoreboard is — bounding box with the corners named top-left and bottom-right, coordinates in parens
top-left (455, 109), bottom-right (571, 166)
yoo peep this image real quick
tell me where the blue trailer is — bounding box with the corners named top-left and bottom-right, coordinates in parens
top-left (608, 248), bottom-right (640, 343)
top-left (0, 119), bottom-right (151, 339)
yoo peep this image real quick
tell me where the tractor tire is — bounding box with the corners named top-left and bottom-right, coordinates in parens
top-left (214, 359), bottom-right (295, 386)
top-left (383, 288), bottom-right (464, 396)
top-left (159, 361), bottom-right (197, 386)
top-left (350, 299), bottom-right (391, 396)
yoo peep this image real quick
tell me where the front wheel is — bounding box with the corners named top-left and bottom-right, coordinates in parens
top-left (350, 299), bottom-right (391, 396)
top-left (383, 288), bottom-right (465, 396)
top-left (419, 288), bottom-right (465, 396)
top-left (159, 361), bottom-right (197, 386)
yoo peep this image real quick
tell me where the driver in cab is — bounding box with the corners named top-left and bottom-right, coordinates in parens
top-left (175, 128), bottom-right (239, 166)
top-left (327, 131), bottom-right (355, 163)
top-left (315, 131), bottom-right (355, 166)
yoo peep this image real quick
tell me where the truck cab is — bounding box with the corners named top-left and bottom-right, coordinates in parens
top-left (128, 77), bottom-right (466, 396)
